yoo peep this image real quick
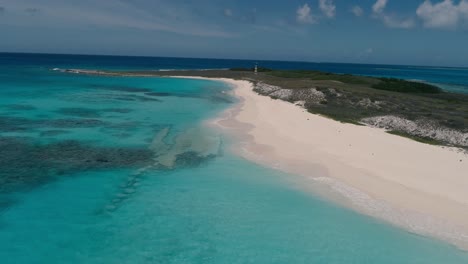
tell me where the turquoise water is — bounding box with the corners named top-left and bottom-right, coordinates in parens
top-left (1, 65), bottom-right (468, 263)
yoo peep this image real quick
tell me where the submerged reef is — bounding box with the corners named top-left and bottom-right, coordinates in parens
top-left (4, 104), bottom-right (37, 111)
top-left (60, 92), bottom-right (162, 104)
top-left (46, 118), bottom-right (107, 128)
top-left (113, 94), bottom-right (162, 102)
top-left (0, 137), bottom-right (154, 193)
top-left (74, 75), bottom-right (233, 104)
top-left (0, 115), bottom-right (109, 132)
top-left (56, 107), bottom-right (101, 118)
top-left (174, 151), bottom-right (217, 168)
top-left (101, 126), bottom-right (222, 213)
top-left (89, 84), bottom-right (153, 93)
top-left (39, 130), bottom-right (70, 137)
top-left (0, 116), bottom-right (32, 132)
top-left (149, 127), bottom-right (221, 169)
top-left (90, 77), bottom-right (232, 104)
top-left (145, 91), bottom-right (233, 104)
top-left (145, 92), bottom-right (173, 97)
top-left (55, 107), bottom-right (134, 118)
top-left (0, 125), bottom-right (223, 214)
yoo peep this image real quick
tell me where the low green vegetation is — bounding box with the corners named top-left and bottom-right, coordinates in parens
top-left (248, 69), bottom-right (467, 148)
top-left (372, 78), bottom-right (442, 94)
top-left (232, 68), bottom-right (443, 94)
top-left (387, 131), bottom-right (443, 146)
top-left (230, 67), bottom-right (272, 72)
top-left (265, 70), bottom-right (375, 85)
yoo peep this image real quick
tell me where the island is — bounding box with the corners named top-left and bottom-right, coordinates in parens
top-left (61, 67), bottom-right (468, 149)
top-left (54, 67), bottom-right (468, 249)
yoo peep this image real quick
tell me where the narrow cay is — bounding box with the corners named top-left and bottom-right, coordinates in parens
top-left (197, 77), bottom-right (468, 250)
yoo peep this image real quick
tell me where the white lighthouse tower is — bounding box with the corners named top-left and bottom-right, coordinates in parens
top-left (254, 63), bottom-right (258, 75)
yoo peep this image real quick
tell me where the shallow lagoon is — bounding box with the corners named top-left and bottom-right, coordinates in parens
top-left (1, 67), bottom-right (468, 263)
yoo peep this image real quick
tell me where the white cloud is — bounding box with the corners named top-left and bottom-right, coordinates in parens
top-left (372, 0), bottom-right (414, 29)
top-left (351, 6), bottom-right (364, 17)
top-left (297, 3), bottom-right (316, 24)
top-left (382, 15), bottom-right (415, 28)
top-left (462, 0), bottom-right (468, 15)
top-left (416, 0), bottom-right (468, 29)
top-left (319, 0), bottom-right (336, 18)
top-left (373, 0), bottom-right (388, 14)
top-left (295, 1), bottom-right (334, 25)
top-left (224, 8), bottom-right (233, 17)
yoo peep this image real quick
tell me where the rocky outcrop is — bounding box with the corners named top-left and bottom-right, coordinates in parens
top-left (362, 115), bottom-right (468, 147)
top-left (292, 88), bottom-right (326, 105)
top-left (356, 98), bottom-right (383, 109)
top-left (254, 83), bottom-right (292, 100)
top-left (254, 82), bottom-right (467, 148)
top-left (254, 82), bottom-right (326, 104)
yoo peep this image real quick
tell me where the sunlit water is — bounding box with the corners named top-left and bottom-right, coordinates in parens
top-left (1, 56), bottom-right (468, 263)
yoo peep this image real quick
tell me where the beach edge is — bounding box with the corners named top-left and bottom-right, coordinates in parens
top-left (172, 76), bottom-right (468, 250)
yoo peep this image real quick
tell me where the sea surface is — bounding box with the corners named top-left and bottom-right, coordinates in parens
top-left (2, 52), bottom-right (468, 94)
top-left (1, 53), bottom-right (468, 263)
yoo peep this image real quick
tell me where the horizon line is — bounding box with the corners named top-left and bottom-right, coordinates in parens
top-left (1, 51), bottom-right (467, 70)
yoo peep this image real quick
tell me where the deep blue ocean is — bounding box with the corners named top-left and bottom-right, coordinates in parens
top-left (2, 52), bottom-right (468, 93)
top-left (1, 53), bottom-right (468, 263)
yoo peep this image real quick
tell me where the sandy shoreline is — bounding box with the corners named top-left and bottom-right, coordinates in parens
top-left (172, 76), bottom-right (468, 249)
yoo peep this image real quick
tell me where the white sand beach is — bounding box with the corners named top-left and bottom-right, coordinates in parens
top-left (197, 78), bottom-right (468, 250)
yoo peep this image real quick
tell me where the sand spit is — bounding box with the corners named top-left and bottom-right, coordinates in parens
top-left (192, 77), bottom-right (468, 250)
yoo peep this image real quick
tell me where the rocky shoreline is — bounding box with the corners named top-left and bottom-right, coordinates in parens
top-left (253, 81), bottom-right (468, 149)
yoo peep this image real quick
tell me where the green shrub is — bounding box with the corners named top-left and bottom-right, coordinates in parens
top-left (372, 78), bottom-right (442, 93)
top-left (229, 67), bottom-right (273, 72)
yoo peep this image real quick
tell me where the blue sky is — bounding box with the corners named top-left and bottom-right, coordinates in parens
top-left (1, 0), bottom-right (468, 66)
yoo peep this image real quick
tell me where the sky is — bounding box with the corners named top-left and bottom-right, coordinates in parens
top-left (0, 0), bottom-right (468, 66)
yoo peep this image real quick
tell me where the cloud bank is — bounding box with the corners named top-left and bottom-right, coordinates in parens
top-left (416, 0), bottom-right (468, 29)
top-left (319, 0), bottom-right (336, 18)
top-left (372, 0), bottom-right (415, 29)
top-left (224, 8), bottom-right (233, 17)
top-left (351, 6), bottom-right (364, 17)
top-left (373, 0), bottom-right (388, 14)
top-left (297, 3), bottom-right (316, 24)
